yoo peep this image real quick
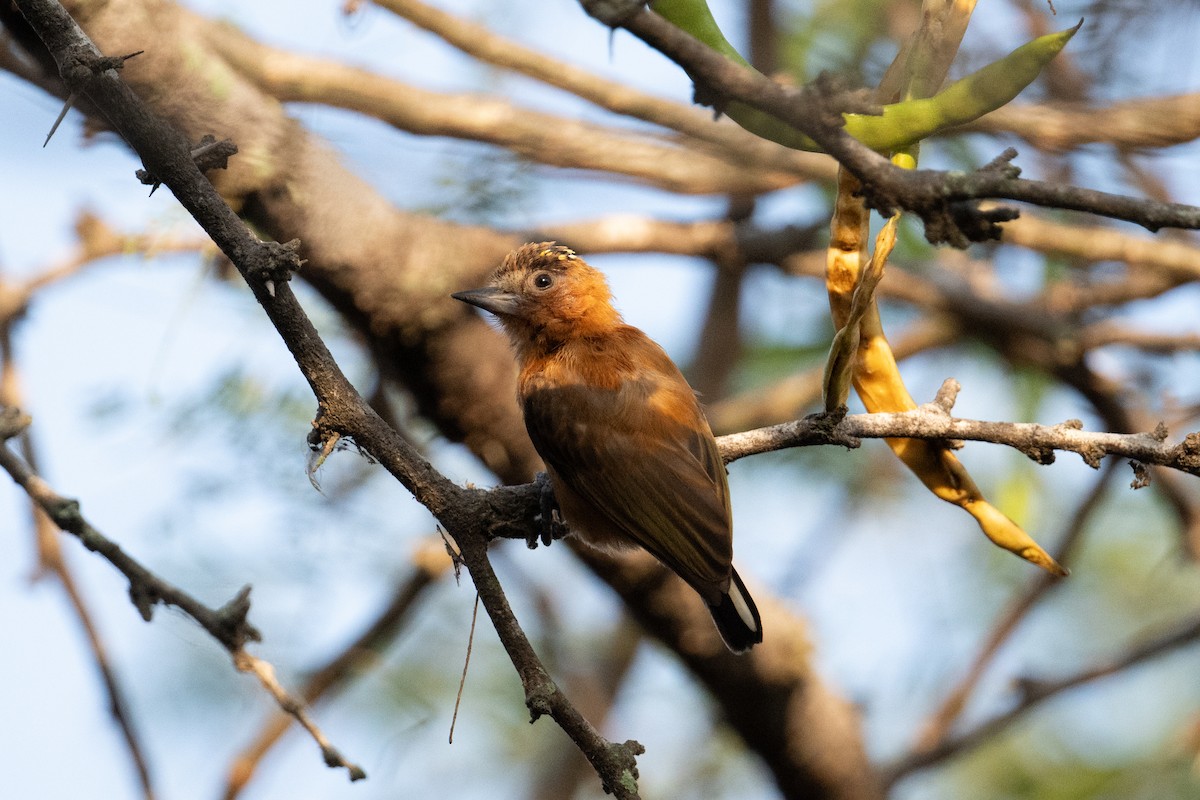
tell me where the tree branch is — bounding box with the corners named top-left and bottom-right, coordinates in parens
top-left (578, 1), bottom-right (1200, 244)
top-left (200, 10), bottom-right (809, 197)
top-left (222, 540), bottom-right (451, 800)
top-left (463, 378), bottom-right (1200, 553)
top-left (0, 410), bottom-right (365, 781)
top-left (908, 461), bottom-right (1120, 760)
top-left (882, 608), bottom-right (1200, 784)
top-left (967, 93), bottom-right (1200, 152)
top-left (373, 0), bottom-right (835, 184)
top-left (0, 296), bottom-right (156, 799)
top-left (714, 380), bottom-right (1200, 475)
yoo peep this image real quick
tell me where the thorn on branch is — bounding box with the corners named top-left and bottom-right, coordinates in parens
top-left (439, 527), bottom-right (464, 582)
top-left (127, 580), bottom-right (160, 622)
top-left (579, 0), bottom-right (645, 28)
top-left (94, 51), bottom-right (144, 74)
top-left (136, 134), bottom-right (239, 193)
top-left (252, 238), bottom-right (305, 298)
top-left (135, 166), bottom-right (163, 196)
top-left (43, 92), bottom-right (77, 148)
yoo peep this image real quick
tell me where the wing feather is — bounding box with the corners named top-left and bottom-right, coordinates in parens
top-left (523, 378), bottom-right (732, 600)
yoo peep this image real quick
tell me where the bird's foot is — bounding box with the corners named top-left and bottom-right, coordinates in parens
top-left (532, 472), bottom-right (568, 549)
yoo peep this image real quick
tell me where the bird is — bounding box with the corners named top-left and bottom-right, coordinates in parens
top-left (452, 242), bottom-right (762, 653)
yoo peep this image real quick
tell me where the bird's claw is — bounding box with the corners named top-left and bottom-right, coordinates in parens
top-left (532, 472), bottom-right (568, 549)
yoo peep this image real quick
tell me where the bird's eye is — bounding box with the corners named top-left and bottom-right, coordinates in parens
top-left (533, 272), bottom-right (554, 290)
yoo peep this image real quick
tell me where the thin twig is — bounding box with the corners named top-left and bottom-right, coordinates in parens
top-left (0, 427), bottom-right (365, 781)
top-left (531, 617), bottom-right (643, 800)
top-left (453, 530), bottom-right (645, 797)
top-left (449, 592), bottom-right (480, 744)
top-left (882, 610), bottom-right (1200, 783)
top-left (715, 385), bottom-right (1200, 475)
top-left (222, 541), bottom-right (449, 799)
top-left (231, 651), bottom-right (365, 779)
top-left (0, 296), bottom-right (156, 800)
top-left (908, 459), bottom-right (1120, 758)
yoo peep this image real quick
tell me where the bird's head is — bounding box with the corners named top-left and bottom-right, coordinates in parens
top-left (452, 242), bottom-right (621, 353)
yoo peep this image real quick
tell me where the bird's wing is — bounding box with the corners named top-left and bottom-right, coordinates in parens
top-left (523, 380), bottom-right (733, 599)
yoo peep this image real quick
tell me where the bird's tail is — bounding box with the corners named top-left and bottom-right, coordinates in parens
top-left (709, 568), bottom-right (762, 653)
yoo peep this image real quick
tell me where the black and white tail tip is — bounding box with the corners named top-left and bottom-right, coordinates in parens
top-left (709, 568), bottom-right (762, 654)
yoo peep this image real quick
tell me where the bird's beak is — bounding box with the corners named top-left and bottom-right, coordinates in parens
top-left (452, 286), bottom-right (521, 317)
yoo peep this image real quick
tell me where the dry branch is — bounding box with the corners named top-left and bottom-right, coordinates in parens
top-left (968, 93), bottom-right (1200, 151)
top-left (910, 461), bottom-right (1120, 759)
top-left (0, 296), bottom-right (156, 799)
top-left (883, 607), bottom-right (1200, 784)
top-left (578, 1), bottom-right (1200, 243)
top-left (0, 410), bottom-right (365, 781)
top-left (222, 541), bottom-right (451, 799)
top-left (717, 380), bottom-right (1200, 476)
top-left (374, 0), bottom-right (835, 183)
